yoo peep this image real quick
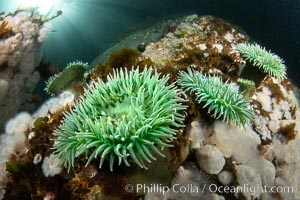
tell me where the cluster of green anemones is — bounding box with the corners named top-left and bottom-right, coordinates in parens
top-left (177, 68), bottom-right (254, 126)
top-left (52, 67), bottom-right (186, 171)
top-left (236, 43), bottom-right (286, 80)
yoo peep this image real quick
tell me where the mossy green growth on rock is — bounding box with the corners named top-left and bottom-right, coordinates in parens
top-left (237, 78), bottom-right (256, 98)
top-left (105, 47), bottom-right (140, 69)
top-left (52, 67), bottom-right (187, 171)
top-left (45, 61), bottom-right (88, 96)
top-left (5, 161), bottom-right (27, 177)
top-left (174, 31), bottom-right (187, 39)
top-left (177, 68), bottom-right (254, 127)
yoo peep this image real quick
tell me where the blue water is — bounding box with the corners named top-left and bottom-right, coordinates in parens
top-left (1, 0), bottom-right (299, 85)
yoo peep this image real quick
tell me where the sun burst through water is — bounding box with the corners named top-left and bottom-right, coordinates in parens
top-left (0, 0), bottom-right (63, 15)
top-left (22, 0), bottom-right (59, 14)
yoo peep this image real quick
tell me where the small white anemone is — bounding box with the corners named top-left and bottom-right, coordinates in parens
top-left (42, 154), bottom-right (62, 177)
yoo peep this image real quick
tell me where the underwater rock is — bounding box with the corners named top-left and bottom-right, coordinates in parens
top-left (141, 15), bottom-right (249, 75)
top-left (66, 166), bottom-right (135, 200)
top-left (253, 77), bottom-right (300, 141)
top-left (2, 13), bottom-right (300, 200)
top-left (0, 10), bottom-right (53, 130)
top-left (90, 17), bottom-right (181, 68)
top-left (0, 90), bottom-right (75, 199)
top-left (196, 144), bottom-right (225, 175)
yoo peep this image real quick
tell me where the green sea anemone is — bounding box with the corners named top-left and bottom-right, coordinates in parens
top-left (236, 43), bottom-right (286, 80)
top-left (237, 78), bottom-right (256, 99)
top-left (45, 61), bottom-right (89, 96)
top-left (237, 78), bottom-right (255, 87)
top-left (52, 67), bottom-right (186, 171)
top-left (177, 68), bottom-right (254, 126)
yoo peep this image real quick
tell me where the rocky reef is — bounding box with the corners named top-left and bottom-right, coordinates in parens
top-left (1, 14), bottom-right (299, 200)
top-left (0, 8), bottom-right (58, 130)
